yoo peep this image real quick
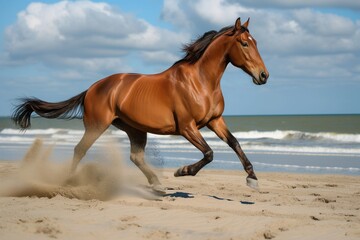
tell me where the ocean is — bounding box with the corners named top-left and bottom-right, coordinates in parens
top-left (0, 115), bottom-right (360, 175)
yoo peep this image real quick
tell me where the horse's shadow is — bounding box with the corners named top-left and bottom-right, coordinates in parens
top-left (164, 191), bottom-right (194, 198)
top-left (206, 195), bottom-right (255, 205)
top-left (163, 192), bottom-right (254, 204)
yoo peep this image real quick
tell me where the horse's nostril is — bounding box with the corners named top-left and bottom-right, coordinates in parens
top-left (260, 71), bottom-right (268, 82)
top-left (260, 71), bottom-right (269, 84)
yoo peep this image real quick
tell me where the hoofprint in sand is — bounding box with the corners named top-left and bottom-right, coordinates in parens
top-left (0, 158), bottom-right (359, 240)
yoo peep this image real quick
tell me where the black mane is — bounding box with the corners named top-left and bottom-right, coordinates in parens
top-left (173, 25), bottom-right (249, 65)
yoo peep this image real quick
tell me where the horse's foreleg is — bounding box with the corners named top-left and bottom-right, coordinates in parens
top-left (207, 117), bottom-right (259, 190)
top-left (175, 122), bottom-right (213, 177)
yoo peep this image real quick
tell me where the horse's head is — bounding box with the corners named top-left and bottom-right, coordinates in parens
top-left (227, 18), bottom-right (269, 85)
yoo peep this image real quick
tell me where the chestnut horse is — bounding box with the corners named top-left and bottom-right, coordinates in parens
top-left (12, 18), bottom-right (268, 192)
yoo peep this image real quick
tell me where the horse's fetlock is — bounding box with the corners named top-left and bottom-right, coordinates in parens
top-left (205, 150), bottom-right (213, 162)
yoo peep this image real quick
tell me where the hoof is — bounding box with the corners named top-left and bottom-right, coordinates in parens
top-left (151, 184), bottom-right (167, 196)
top-left (174, 166), bottom-right (185, 177)
top-left (246, 177), bottom-right (259, 191)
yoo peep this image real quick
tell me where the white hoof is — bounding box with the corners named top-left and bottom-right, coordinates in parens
top-left (246, 177), bottom-right (259, 191)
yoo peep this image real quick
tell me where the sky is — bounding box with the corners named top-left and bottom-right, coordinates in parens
top-left (0, 0), bottom-right (359, 116)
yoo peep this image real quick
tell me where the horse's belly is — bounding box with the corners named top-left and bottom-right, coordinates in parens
top-left (119, 108), bottom-right (176, 134)
top-left (117, 88), bottom-right (176, 134)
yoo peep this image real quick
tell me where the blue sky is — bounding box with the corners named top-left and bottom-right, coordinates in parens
top-left (0, 0), bottom-right (359, 116)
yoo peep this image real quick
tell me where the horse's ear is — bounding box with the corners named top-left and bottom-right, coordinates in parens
top-left (243, 17), bottom-right (250, 28)
top-left (235, 18), bottom-right (241, 30)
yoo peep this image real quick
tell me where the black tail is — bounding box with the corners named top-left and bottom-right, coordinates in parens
top-left (12, 91), bottom-right (87, 129)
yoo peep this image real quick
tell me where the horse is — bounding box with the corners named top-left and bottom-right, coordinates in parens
top-left (12, 18), bottom-right (269, 193)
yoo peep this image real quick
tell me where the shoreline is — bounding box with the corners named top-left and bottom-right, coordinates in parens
top-left (0, 161), bottom-right (359, 239)
top-left (1, 115), bottom-right (360, 177)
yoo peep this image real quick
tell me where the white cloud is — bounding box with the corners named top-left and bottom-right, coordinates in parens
top-left (2, 1), bottom-right (360, 83)
top-left (293, 9), bottom-right (356, 36)
top-left (3, 1), bottom-right (187, 72)
top-left (161, 0), bottom-right (191, 29)
top-left (161, 0), bottom-right (256, 32)
top-left (230, 0), bottom-right (360, 9)
top-left (192, 0), bottom-right (255, 25)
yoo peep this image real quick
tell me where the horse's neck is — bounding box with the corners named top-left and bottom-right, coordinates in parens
top-left (195, 37), bottom-right (229, 90)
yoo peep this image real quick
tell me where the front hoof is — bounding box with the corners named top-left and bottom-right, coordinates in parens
top-left (174, 166), bottom-right (186, 177)
top-left (246, 177), bottom-right (259, 191)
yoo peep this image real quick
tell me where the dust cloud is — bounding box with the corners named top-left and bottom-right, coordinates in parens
top-left (0, 139), bottom-right (159, 200)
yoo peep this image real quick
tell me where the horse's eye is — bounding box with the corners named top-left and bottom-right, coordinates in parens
top-left (241, 41), bottom-right (249, 47)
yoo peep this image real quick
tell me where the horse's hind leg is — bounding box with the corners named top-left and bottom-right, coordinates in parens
top-left (128, 131), bottom-right (162, 187)
top-left (71, 117), bottom-right (110, 173)
top-left (112, 120), bottom-right (164, 194)
top-left (71, 130), bottom-right (103, 172)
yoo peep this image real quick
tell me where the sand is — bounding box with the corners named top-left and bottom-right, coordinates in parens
top-left (0, 140), bottom-right (359, 239)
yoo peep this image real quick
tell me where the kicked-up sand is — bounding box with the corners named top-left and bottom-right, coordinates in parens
top-left (0, 139), bottom-right (359, 240)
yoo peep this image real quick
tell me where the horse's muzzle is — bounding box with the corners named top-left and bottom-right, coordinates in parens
top-left (253, 71), bottom-right (268, 85)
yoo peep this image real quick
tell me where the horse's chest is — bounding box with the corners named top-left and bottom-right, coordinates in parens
top-left (193, 92), bottom-right (224, 126)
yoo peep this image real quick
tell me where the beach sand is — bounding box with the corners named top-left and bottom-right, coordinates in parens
top-left (0, 156), bottom-right (359, 240)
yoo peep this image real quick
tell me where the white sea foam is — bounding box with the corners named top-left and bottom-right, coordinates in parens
top-left (1, 128), bottom-right (360, 157)
top-left (252, 162), bottom-right (360, 173)
top-left (1, 128), bottom-right (61, 135)
top-left (155, 157), bottom-right (360, 173)
top-left (1, 127), bottom-right (360, 175)
top-left (230, 130), bottom-right (360, 143)
top-left (3, 128), bottom-right (359, 142)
